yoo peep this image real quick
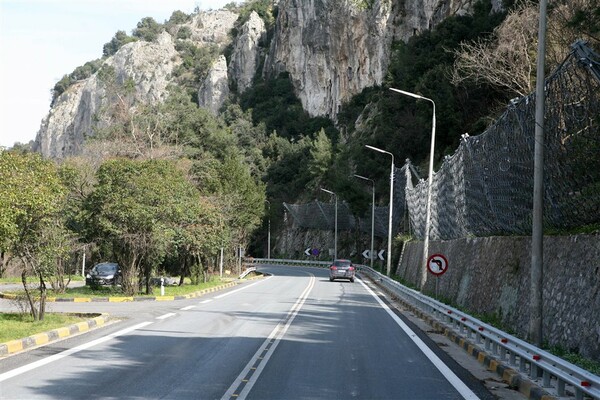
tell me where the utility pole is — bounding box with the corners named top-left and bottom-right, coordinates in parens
top-left (530, 0), bottom-right (548, 347)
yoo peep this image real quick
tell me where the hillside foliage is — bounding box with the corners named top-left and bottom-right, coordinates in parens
top-left (4, 0), bottom-right (596, 287)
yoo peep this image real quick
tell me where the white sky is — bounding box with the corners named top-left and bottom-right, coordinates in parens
top-left (0, 0), bottom-right (236, 148)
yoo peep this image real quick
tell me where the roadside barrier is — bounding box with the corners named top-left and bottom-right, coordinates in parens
top-left (246, 258), bottom-right (600, 400)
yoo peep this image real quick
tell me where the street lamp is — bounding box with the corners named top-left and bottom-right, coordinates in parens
top-left (389, 87), bottom-right (436, 288)
top-left (354, 174), bottom-right (375, 270)
top-left (365, 145), bottom-right (394, 276)
top-left (265, 200), bottom-right (271, 260)
top-left (320, 187), bottom-right (338, 260)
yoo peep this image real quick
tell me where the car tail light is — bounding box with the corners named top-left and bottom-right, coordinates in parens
top-left (348, 266), bottom-right (355, 271)
top-left (330, 266), bottom-right (337, 270)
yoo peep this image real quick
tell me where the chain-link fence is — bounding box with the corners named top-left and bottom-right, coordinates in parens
top-left (285, 41), bottom-right (600, 240)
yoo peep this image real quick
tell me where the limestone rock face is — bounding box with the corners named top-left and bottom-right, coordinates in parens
top-left (33, 3), bottom-right (502, 158)
top-left (198, 55), bottom-right (230, 114)
top-left (263, 0), bottom-right (396, 119)
top-left (34, 11), bottom-right (239, 159)
top-left (186, 10), bottom-right (238, 46)
top-left (228, 11), bottom-right (267, 93)
top-left (263, 0), bottom-right (492, 119)
top-left (35, 32), bottom-right (178, 159)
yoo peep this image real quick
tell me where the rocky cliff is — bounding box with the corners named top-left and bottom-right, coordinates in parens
top-left (35, 10), bottom-right (239, 159)
top-left (35, 1), bottom-right (495, 158)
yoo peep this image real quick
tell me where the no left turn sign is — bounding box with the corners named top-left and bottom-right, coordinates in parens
top-left (427, 253), bottom-right (448, 276)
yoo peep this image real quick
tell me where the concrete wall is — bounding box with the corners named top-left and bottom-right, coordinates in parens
top-left (396, 235), bottom-right (600, 359)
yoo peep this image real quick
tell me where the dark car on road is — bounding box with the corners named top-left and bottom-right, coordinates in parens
top-left (86, 262), bottom-right (121, 287)
top-left (329, 259), bottom-right (355, 282)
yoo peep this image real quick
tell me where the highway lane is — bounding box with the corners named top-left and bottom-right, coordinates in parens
top-left (0, 265), bottom-right (494, 399)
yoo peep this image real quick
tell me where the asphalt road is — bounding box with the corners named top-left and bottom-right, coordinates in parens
top-left (0, 265), bottom-right (498, 399)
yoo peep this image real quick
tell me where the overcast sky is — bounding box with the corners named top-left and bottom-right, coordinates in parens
top-left (0, 0), bottom-right (236, 148)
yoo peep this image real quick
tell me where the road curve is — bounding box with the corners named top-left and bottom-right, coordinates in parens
top-left (0, 265), bottom-right (495, 399)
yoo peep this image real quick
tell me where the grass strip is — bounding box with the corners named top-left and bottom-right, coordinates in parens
top-left (0, 313), bottom-right (90, 343)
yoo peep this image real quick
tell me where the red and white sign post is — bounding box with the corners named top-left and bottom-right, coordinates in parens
top-left (427, 253), bottom-right (448, 298)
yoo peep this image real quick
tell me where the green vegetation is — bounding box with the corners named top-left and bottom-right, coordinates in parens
top-left (547, 346), bottom-right (600, 376)
top-left (132, 17), bottom-right (163, 42)
top-left (0, 313), bottom-right (89, 343)
top-left (51, 59), bottom-right (104, 105)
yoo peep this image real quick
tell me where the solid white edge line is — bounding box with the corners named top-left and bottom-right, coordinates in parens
top-left (358, 279), bottom-right (480, 400)
top-left (221, 274), bottom-right (315, 400)
top-left (0, 321), bottom-right (153, 383)
top-left (214, 275), bottom-right (273, 299)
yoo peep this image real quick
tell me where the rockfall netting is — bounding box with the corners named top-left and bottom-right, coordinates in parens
top-left (284, 41), bottom-right (600, 240)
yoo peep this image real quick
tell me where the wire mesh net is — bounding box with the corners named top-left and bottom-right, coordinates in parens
top-left (284, 41), bottom-right (600, 240)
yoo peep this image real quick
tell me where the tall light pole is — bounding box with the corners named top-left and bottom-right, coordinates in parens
top-left (389, 87), bottom-right (436, 288)
top-left (265, 199), bottom-right (271, 260)
top-left (354, 174), bottom-right (375, 270)
top-left (320, 188), bottom-right (338, 260)
top-left (530, 0), bottom-right (548, 348)
top-left (365, 145), bottom-right (394, 276)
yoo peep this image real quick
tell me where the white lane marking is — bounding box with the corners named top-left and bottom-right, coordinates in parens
top-left (214, 275), bottom-right (273, 299)
top-left (199, 299), bottom-right (213, 304)
top-left (358, 279), bottom-right (480, 400)
top-left (156, 313), bottom-right (176, 320)
top-left (221, 274), bottom-right (315, 400)
top-left (0, 322), bottom-right (153, 383)
top-left (180, 305), bottom-right (195, 311)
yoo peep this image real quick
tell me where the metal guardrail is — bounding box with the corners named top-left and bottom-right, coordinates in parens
top-left (357, 265), bottom-right (600, 400)
top-left (244, 258), bottom-right (330, 268)
top-left (245, 258), bottom-right (599, 400)
top-left (238, 266), bottom-right (256, 279)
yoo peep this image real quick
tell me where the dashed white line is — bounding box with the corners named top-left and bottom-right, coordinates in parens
top-left (199, 299), bottom-right (213, 304)
top-left (0, 322), bottom-right (153, 383)
top-left (180, 305), bottom-right (195, 311)
top-left (214, 276), bottom-right (272, 299)
top-left (156, 312), bottom-right (176, 320)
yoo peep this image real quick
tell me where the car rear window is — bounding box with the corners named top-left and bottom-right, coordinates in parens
top-left (333, 260), bottom-right (352, 267)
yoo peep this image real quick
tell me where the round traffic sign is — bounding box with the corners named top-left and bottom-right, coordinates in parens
top-left (427, 253), bottom-right (448, 276)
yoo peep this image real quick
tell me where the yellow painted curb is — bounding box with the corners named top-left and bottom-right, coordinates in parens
top-left (32, 333), bottom-right (50, 346)
top-left (6, 340), bottom-right (23, 353)
top-left (109, 297), bottom-right (134, 302)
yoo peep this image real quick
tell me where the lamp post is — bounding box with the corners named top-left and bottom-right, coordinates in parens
top-left (365, 145), bottom-right (394, 276)
top-left (389, 88), bottom-right (436, 288)
top-left (320, 188), bottom-right (338, 260)
top-left (354, 174), bottom-right (375, 270)
top-left (265, 200), bottom-right (271, 260)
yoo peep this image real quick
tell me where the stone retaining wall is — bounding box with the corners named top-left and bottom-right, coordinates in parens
top-left (396, 235), bottom-right (600, 359)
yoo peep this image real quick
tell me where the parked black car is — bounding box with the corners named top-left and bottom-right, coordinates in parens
top-left (86, 262), bottom-right (121, 287)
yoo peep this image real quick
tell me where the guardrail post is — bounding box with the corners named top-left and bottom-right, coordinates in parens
top-left (509, 352), bottom-right (516, 366)
top-left (557, 379), bottom-right (565, 396)
top-left (485, 337), bottom-right (491, 351)
top-left (519, 357), bottom-right (527, 373)
top-left (575, 388), bottom-right (583, 400)
top-left (542, 370), bottom-right (551, 387)
top-left (530, 364), bottom-right (538, 380)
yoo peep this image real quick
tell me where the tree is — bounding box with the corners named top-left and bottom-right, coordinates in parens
top-left (452, 0), bottom-right (600, 98)
top-left (132, 17), bottom-right (163, 42)
top-left (307, 128), bottom-right (333, 189)
top-left (83, 159), bottom-right (213, 295)
top-left (0, 151), bottom-right (68, 320)
top-left (192, 152), bottom-right (266, 259)
top-left (103, 30), bottom-right (137, 57)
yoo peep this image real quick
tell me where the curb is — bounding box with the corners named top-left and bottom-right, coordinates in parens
top-left (0, 313), bottom-right (110, 356)
top-left (0, 280), bottom-right (248, 303)
top-left (367, 275), bottom-right (557, 400)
